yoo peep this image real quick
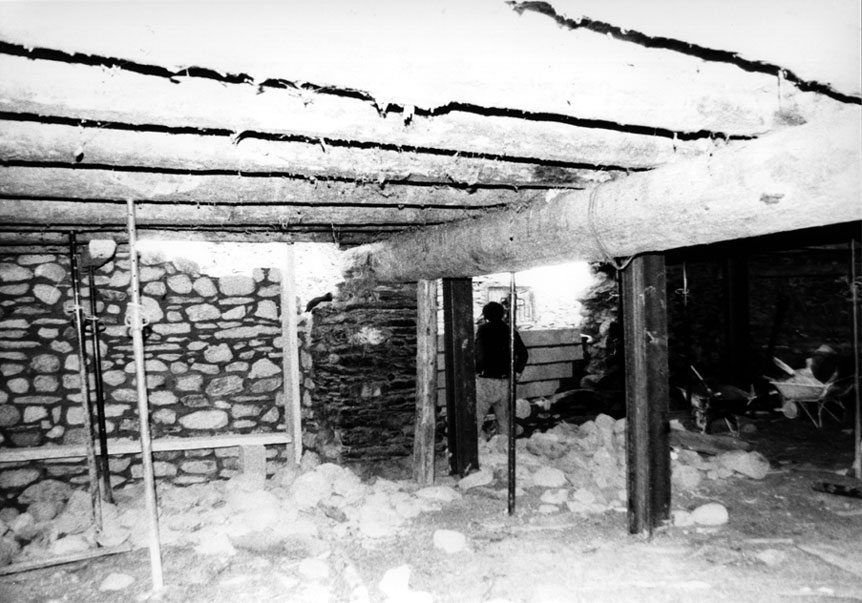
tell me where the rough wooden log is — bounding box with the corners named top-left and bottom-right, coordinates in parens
top-left (0, 198), bottom-right (494, 228)
top-left (0, 166), bottom-right (531, 207)
top-left (0, 54), bottom-right (705, 170)
top-left (0, 4), bottom-right (837, 134)
top-left (345, 107), bottom-right (862, 282)
top-left (0, 120), bottom-right (611, 187)
top-left (413, 279), bottom-right (438, 485)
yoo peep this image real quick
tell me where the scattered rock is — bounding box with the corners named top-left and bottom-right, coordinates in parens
top-left (433, 529), bottom-right (467, 554)
top-left (755, 548), bottom-right (787, 567)
top-left (379, 564), bottom-right (412, 598)
top-left (672, 510), bottom-right (695, 527)
top-left (99, 573), bottom-right (135, 591)
top-left (458, 468), bottom-right (494, 491)
top-left (718, 451), bottom-right (770, 480)
top-left (50, 535), bottom-right (91, 556)
top-left (531, 467), bottom-right (568, 489)
top-left (415, 485), bottom-right (461, 503)
top-left (691, 502), bottom-right (729, 526)
top-left (672, 464), bottom-right (703, 492)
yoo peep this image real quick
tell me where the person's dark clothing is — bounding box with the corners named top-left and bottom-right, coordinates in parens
top-left (475, 320), bottom-right (528, 378)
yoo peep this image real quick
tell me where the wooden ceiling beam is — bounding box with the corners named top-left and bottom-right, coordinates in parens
top-left (0, 198), bottom-right (496, 228)
top-left (345, 107), bottom-right (862, 281)
top-left (0, 166), bottom-right (543, 208)
top-left (0, 120), bottom-right (615, 188)
top-left (0, 54), bottom-right (749, 170)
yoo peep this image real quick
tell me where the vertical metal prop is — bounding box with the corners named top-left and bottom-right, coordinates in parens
top-left (851, 237), bottom-right (861, 480)
top-left (87, 266), bottom-right (114, 504)
top-left (125, 200), bottom-right (164, 590)
top-left (67, 232), bottom-right (102, 531)
top-left (507, 273), bottom-right (517, 515)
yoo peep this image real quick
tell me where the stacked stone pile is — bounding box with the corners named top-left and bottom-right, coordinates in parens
top-left (471, 414), bottom-right (771, 515)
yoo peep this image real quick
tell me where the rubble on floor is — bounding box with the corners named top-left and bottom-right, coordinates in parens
top-left (0, 414), bottom-right (772, 594)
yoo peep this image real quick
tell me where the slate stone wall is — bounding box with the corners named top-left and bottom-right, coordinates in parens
top-left (0, 247), bottom-right (298, 506)
top-left (306, 280), bottom-right (418, 463)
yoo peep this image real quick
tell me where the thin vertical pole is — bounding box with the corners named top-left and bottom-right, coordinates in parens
top-left (851, 237), bottom-right (861, 479)
top-left (507, 273), bottom-right (517, 515)
top-left (87, 266), bottom-right (114, 504)
top-left (67, 232), bottom-right (102, 530)
top-left (622, 254), bottom-right (670, 535)
top-left (126, 200), bottom-right (163, 590)
top-left (414, 279), bottom-right (438, 485)
top-left (442, 278), bottom-right (478, 476)
top-left (281, 244), bottom-right (302, 465)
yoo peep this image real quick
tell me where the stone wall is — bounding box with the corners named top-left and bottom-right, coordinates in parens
top-left (0, 246), bottom-right (296, 506)
top-left (306, 279), bottom-right (419, 463)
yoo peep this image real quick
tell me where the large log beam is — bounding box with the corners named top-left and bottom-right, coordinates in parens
top-left (0, 120), bottom-right (612, 188)
top-left (0, 166), bottom-right (537, 207)
top-left (345, 107), bottom-right (862, 282)
top-left (0, 55), bottom-right (706, 170)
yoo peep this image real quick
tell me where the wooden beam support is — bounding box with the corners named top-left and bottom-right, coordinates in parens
top-left (413, 279), bottom-right (438, 485)
top-left (0, 198), bottom-right (494, 228)
top-left (281, 244), bottom-right (302, 465)
top-left (622, 253), bottom-right (670, 535)
top-left (0, 166), bottom-right (528, 207)
top-left (0, 120), bottom-right (611, 188)
top-left (442, 277), bottom-right (478, 476)
top-left (345, 107), bottom-right (862, 282)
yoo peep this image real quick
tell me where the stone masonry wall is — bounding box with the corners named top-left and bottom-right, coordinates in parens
top-left (306, 279), bottom-right (418, 463)
top-left (0, 246), bottom-right (300, 507)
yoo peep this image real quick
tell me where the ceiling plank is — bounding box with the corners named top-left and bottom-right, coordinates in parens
top-left (0, 53), bottom-right (817, 170)
top-left (0, 2), bottom-right (845, 132)
top-left (0, 166), bottom-right (546, 208)
top-left (0, 198), bottom-right (497, 228)
top-left (345, 107), bottom-right (862, 281)
top-left (0, 120), bottom-right (613, 187)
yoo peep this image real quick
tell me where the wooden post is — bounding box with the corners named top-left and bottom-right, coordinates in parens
top-left (442, 277), bottom-right (478, 476)
top-left (507, 273), bottom-right (517, 515)
top-left (622, 253), bottom-right (671, 535)
top-left (413, 279), bottom-right (438, 485)
top-left (722, 256), bottom-right (750, 388)
top-left (281, 244), bottom-right (302, 465)
top-left (125, 200), bottom-right (163, 590)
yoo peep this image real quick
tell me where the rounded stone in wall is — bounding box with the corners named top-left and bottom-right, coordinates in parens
top-left (232, 420), bottom-right (256, 430)
top-left (23, 406), bottom-right (48, 423)
top-left (19, 254), bottom-right (56, 265)
top-left (204, 343), bottom-right (233, 363)
top-left (139, 296), bottom-right (164, 323)
top-left (176, 374), bottom-right (204, 391)
top-left (170, 362), bottom-right (189, 375)
top-left (46, 425), bottom-right (65, 439)
top-left (249, 358), bottom-right (280, 378)
top-left (143, 282), bottom-right (167, 296)
top-left (8, 378), bottom-right (28, 394)
top-left (10, 430), bottom-right (41, 447)
top-left (0, 391), bottom-right (6, 404)
top-left (180, 460), bottom-right (217, 474)
top-left (0, 405), bottom-right (21, 427)
top-left (33, 284), bottom-right (62, 305)
top-left (35, 263), bottom-right (66, 282)
top-left (222, 306), bottom-right (246, 320)
top-left (109, 271), bottom-right (131, 287)
top-left (103, 370), bottom-right (126, 386)
top-left (66, 407), bottom-right (85, 426)
top-left (34, 375), bottom-right (59, 393)
top-left (0, 264), bottom-right (33, 282)
top-left (1, 363), bottom-right (23, 377)
top-left (50, 341), bottom-right (73, 354)
top-left (0, 469), bottom-right (41, 490)
top-left (260, 407), bottom-right (279, 423)
top-left (31, 353), bottom-right (61, 374)
top-left (139, 266), bottom-right (166, 282)
top-left (111, 389), bottom-right (138, 403)
top-left (108, 457), bottom-right (131, 473)
top-left (150, 391), bottom-right (178, 406)
top-left (37, 328), bottom-right (60, 339)
top-left (193, 277), bottom-right (217, 297)
top-left (255, 300), bottom-right (278, 321)
top-left (186, 303), bottom-right (220, 322)
top-left (144, 359), bottom-right (169, 372)
top-left (227, 361), bottom-right (249, 372)
top-left (218, 275), bottom-right (255, 296)
top-left (179, 410), bottom-right (228, 430)
top-left (166, 274), bottom-right (193, 294)
top-left (205, 375), bottom-right (244, 396)
top-left (250, 377), bottom-right (281, 394)
top-left (152, 409), bottom-right (176, 424)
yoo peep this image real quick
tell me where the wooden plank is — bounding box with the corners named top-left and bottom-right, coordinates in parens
top-left (281, 244), bottom-right (302, 465)
top-left (442, 277), bottom-right (478, 476)
top-left (0, 119), bottom-right (607, 188)
top-left (623, 253), bottom-right (670, 535)
top-left (0, 433), bottom-right (292, 463)
top-left (345, 106), bottom-right (862, 282)
top-left (0, 54), bottom-right (707, 169)
top-left (413, 279), bottom-right (438, 485)
top-left (0, 198), bottom-right (493, 228)
top-left (0, 543), bottom-right (132, 576)
top-left (0, 166), bottom-right (526, 207)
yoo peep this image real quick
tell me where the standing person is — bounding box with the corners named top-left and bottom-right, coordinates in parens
top-left (475, 301), bottom-right (529, 439)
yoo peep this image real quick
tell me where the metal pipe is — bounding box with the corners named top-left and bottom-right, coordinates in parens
top-left (87, 266), bottom-right (114, 504)
top-left (507, 273), bottom-right (517, 515)
top-left (67, 232), bottom-right (102, 531)
top-left (125, 200), bottom-right (164, 590)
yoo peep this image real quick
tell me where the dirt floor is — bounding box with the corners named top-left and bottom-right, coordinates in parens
top-left (1, 415), bottom-right (861, 603)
